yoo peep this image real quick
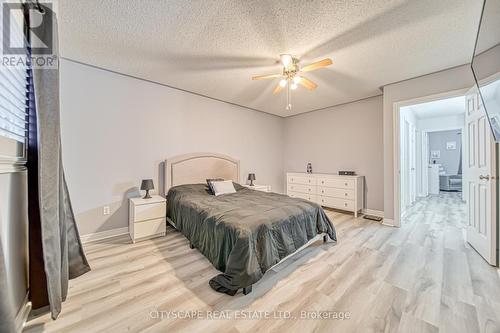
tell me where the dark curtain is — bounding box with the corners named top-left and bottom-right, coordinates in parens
top-left (25, 1), bottom-right (90, 319)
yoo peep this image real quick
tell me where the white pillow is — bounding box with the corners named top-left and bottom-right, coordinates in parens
top-left (211, 180), bottom-right (236, 196)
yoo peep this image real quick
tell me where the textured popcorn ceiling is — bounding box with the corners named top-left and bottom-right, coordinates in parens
top-left (59, 0), bottom-right (482, 117)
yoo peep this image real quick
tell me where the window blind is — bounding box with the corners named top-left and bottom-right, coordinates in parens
top-left (0, 10), bottom-right (29, 160)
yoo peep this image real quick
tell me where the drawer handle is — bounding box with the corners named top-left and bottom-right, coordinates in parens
top-left (344, 203), bottom-right (348, 207)
top-left (322, 199), bottom-right (324, 203)
top-left (322, 190), bottom-right (324, 193)
top-left (345, 183), bottom-right (348, 186)
top-left (345, 193), bottom-right (348, 196)
top-left (321, 181), bottom-right (324, 184)
top-left (308, 180), bottom-right (311, 183)
top-left (308, 188), bottom-right (311, 192)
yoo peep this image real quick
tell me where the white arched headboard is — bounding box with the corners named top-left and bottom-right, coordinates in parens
top-left (164, 153), bottom-right (240, 195)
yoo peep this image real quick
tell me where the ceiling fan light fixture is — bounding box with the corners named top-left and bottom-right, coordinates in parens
top-left (252, 55), bottom-right (332, 111)
top-left (280, 54), bottom-right (293, 69)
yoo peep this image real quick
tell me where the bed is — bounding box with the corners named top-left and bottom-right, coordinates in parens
top-left (163, 153), bottom-right (336, 295)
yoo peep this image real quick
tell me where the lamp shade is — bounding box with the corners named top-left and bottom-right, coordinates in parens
top-left (247, 173), bottom-right (256, 181)
top-left (140, 179), bottom-right (154, 191)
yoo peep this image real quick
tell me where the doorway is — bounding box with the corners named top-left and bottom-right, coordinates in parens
top-left (399, 96), bottom-right (466, 218)
top-left (394, 90), bottom-right (498, 266)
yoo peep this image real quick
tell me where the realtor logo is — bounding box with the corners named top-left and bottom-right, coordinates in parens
top-left (2, 1), bottom-right (56, 68)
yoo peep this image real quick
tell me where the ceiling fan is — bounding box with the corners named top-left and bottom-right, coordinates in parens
top-left (252, 54), bottom-right (333, 110)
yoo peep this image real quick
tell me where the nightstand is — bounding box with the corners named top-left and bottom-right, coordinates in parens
top-left (242, 184), bottom-right (271, 192)
top-left (129, 195), bottom-right (166, 243)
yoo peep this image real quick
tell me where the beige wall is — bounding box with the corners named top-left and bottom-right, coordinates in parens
top-left (60, 59), bottom-right (284, 236)
top-left (382, 65), bottom-right (474, 223)
top-left (283, 96), bottom-right (384, 211)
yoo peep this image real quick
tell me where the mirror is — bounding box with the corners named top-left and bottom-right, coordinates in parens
top-left (471, 0), bottom-right (500, 141)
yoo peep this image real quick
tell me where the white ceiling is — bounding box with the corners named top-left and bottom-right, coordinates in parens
top-left (407, 96), bottom-right (465, 119)
top-left (59, 0), bottom-right (483, 117)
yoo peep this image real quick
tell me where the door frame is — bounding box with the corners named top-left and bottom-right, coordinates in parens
top-left (392, 88), bottom-right (470, 227)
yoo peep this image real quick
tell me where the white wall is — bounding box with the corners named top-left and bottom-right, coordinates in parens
top-left (383, 65), bottom-right (475, 223)
top-left (417, 114), bottom-right (464, 132)
top-left (283, 96), bottom-right (384, 212)
top-left (60, 59), bottom-right (284, 236)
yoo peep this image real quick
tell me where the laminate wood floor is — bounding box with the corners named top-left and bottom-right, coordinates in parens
top-left (24, 192), bottom-right (500, 333)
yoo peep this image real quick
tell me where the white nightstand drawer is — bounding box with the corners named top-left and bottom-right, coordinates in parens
top-left (318, 196), bottom-right (354, 211)
top-left (134, 218), bottom-right (166, 240)
top-left (318, 177), bottom-right (355, 189)
top-left (318, 187), bottom-right (354, 200)
top-left (287, 184), bottom-right (316, 195)
top-left (134, 202), bottom-right (166, 222)
top-left (287, 175), bottom-right (316, 186)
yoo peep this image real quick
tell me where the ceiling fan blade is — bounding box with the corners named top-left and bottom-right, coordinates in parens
top-left (300, 58), bottom-right (333, 72)
top-left (299, 77), bottom-right (318, 90)
top-left (252, 73), bottom-right (282, 80)
top-left (273, 84), bottom-right (283, 94)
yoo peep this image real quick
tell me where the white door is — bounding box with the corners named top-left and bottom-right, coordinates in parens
top-left (409, 126), bottom-right (417, 203)
top-left (421, 131), bottom-right (429, 196)
top-left (465, 89), bottom-right (497, 265)
top-left (401, 120), bottom-right (410, 214)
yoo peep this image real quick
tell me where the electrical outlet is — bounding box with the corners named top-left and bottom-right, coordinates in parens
top-left (103, 206), bottom-right (110, 215)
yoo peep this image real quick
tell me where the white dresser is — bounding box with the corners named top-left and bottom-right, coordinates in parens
top-left (286, 172), bottom-right (364, 217)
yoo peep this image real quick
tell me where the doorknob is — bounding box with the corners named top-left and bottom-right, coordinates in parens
top-left (479, 175), bottom-right (490, 181)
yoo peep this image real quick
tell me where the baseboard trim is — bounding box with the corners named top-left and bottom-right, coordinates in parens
top-left (15, 294), bottom-right (31, 332)
top-left (80, 227), bottom-right (129, 244)
top-left (382, 218), bottom-right (395, 227)
top-left (362, 209), bottom-right (384, 217)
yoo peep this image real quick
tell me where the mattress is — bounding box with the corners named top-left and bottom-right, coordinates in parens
top-left (166, 183), bottom-right (336, 295)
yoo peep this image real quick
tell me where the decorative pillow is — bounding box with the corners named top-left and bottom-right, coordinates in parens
top-left (206, 178), bottom-right (224, 195)
top-left (211, 180), bottom-right (237, 196)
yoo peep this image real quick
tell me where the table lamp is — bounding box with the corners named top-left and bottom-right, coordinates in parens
top-left (140, 179), bottom-right (154, 199)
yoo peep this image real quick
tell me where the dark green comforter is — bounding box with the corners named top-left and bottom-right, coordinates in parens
top-left (166, 184), bottom-right (336, 294)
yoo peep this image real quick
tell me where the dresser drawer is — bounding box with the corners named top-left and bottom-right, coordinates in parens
top-left (318, 196), bottom-right (354, 211)
top-left (134, 218), bottom-right (166, 239)
top-left (134, 202), bottom-right (166, 222)
top-left (288, 191), bottom-right (317, 203)
top-left (317, 177), bottom-right (355, 189)
top-left (287, 175), bottom-right (316, 185)
top-left (318, 187), bottom-right (354, 200)
top-left (287, 184), bottom-right (316, 195)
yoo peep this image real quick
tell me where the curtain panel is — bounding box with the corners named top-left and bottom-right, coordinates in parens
top-left (25, 1), bottom-right (90, 320)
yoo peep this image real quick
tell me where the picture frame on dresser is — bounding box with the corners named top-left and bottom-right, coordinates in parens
top-left (286, 172), bottom-right (364, 217)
